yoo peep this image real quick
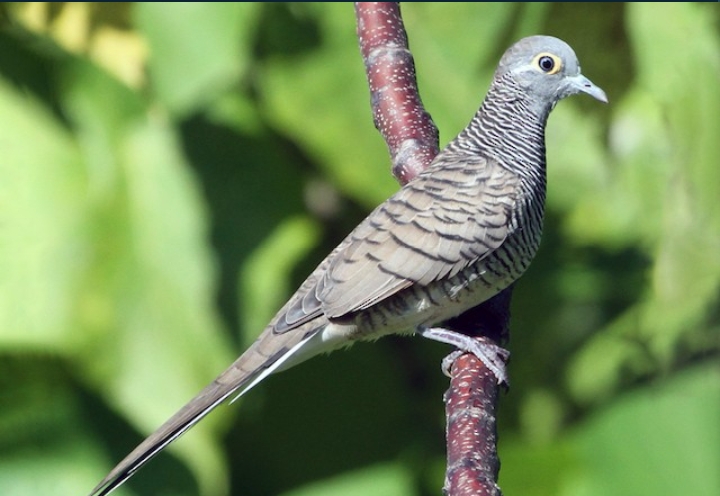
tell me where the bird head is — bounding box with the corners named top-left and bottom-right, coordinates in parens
top-left (495, 35), bottom-right (608, 111)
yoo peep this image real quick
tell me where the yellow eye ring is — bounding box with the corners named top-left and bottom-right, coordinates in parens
top-left (533, 53), bottom-right (562, 75)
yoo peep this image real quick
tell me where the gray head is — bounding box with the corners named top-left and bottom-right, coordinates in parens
top-left (495, 35), bottom-right (607, 109)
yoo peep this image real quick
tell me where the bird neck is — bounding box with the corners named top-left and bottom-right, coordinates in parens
top-left (448, 74), bottom-right (550, 182)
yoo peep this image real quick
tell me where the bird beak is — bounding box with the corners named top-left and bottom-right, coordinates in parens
top-left (567, 74), bottom-right (608, 103)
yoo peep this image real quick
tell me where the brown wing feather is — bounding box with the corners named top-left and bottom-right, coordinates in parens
top-left (272, 248), bottom-right (338, 332)
top-left (319, 155), bottom-right (519, 318)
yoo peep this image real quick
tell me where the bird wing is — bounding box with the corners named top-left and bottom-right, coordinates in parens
top-left (271, 242), bottom-right (349, 332)
top-left (318, 155), bottom-right (519, 319)
top-left (88, 157), bottom-right (519, 496)
top-left (265, 154), bottom-right (518, 332)
top-left (87, 154), bottom-right (514, 495)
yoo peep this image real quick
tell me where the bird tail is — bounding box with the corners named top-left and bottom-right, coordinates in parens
top-left (89, 322), bottom-right (325, 496)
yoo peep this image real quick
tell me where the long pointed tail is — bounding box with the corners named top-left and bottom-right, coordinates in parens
top-left (89, 322), bottom-right (324, 496)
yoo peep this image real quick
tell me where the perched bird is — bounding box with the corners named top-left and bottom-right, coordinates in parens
top-left (89, 35), bottom-right (607, 496)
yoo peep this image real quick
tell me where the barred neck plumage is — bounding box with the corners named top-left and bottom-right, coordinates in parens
top-left (445, 73), bottom-right (550, 183)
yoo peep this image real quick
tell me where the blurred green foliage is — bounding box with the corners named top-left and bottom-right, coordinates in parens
top-left (0, 3), bottom-right (718, 496)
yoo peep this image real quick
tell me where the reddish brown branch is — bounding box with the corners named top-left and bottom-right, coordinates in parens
top-left (354, 2), bottom-right (438, 184)
top-left (444, 354), bottom-right (502, 496)
top-left (354, 3), bottom-right (508, 496)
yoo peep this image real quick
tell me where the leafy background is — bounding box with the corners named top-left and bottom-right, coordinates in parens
top-left (1, 3), bottom-right (718, 496)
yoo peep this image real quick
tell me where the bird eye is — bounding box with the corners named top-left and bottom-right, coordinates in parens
top-left (539, 56), bottom-right (554, 72)
top-left (534, 53), bottom-right (562, 75)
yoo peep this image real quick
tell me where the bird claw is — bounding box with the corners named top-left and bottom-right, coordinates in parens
top-left (418, 327), bottom-right (510, 385)
top-left (440, 350), bottom-right (465, 378)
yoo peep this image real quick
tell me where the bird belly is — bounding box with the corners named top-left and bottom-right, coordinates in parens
top-left (345, 254), bottom-right (530, 341)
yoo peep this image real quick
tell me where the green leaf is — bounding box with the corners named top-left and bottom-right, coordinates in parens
top-left (0, 439), bottom-right (116, 496)
top-left (279, 463), bottom-right (414, 496)
top-left (55, 57), bottom-right (235, 496)
top-left (546, 102), bottom-right (609, 235)
top-left (0, 357), bottom-right (119, 496)
top-left (136, 2), bottom-right (259, 116)
top-left (566, 309), bottom-right (654, 404)
top-left (0, 76), bottom-right (86, 352)
top-left (500, 437), bottom-right (574, 496)
top-left (626, 2), bottom-right (720, 361)
top-left (568, 365), bottom-right (720, 496)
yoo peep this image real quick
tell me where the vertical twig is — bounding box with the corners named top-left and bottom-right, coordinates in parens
top-left (354, 3), bottom-right (508, 496)
top-left (444, 354), bottom-right (502, 496)
top-left (354, 2), bottom-right (438, 184)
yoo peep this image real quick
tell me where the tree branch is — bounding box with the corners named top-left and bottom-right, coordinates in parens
top-left (354, 3), bottom-right (509, 495)
top-left (354, 1), bottom-right (438, 184)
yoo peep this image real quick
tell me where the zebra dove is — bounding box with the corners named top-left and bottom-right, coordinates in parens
top-left (89, 35), bottom-right (607, 496)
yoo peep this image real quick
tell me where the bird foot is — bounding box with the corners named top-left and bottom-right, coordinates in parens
top-left (418, 327), bottom-right (510, 385)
